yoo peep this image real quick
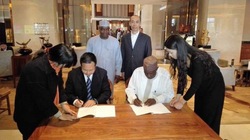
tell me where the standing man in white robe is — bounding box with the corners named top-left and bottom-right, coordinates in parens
top-left (86, 20), bottom-right (122, 87)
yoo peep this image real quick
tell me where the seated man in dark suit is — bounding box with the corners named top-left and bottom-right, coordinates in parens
top-left (65, 52), bottom-right (111, 107)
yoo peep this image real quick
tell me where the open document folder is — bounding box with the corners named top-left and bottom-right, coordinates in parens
top-left (77, 105), bottom-right (116, 118)
top-left (130, 103), bottom-right (171, 116)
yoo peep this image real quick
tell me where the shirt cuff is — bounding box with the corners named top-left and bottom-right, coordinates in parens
top-left (73, 99), bottom-right (78, 106)
top-left (60, 101), bottom-right (68, 105)
top-left (54, 111), bottom-right (62, 118)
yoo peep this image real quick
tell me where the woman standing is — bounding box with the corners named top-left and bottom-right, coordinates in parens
top-left (14, 44), bottom-right (77, 139)
top-left (164, 35), bottom-right (225, 134)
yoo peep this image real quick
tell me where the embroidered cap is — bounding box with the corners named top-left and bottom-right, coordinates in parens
top-left (99, 20), bottom-right (110, 27)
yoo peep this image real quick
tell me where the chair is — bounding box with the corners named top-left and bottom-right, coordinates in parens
top-left (220, 67), bottom-right (236, 90)
top-left (72, 46), bottom-right (86, 68)
top-left (205, 49), bottom-right (236, 90)
top-left (0, 87), bottom-right (11, 115)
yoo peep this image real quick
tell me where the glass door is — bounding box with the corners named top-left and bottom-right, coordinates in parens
top-left (0, 0), bottom-right (14, 46)
top-left (57, 0), bottom-right (91, 46)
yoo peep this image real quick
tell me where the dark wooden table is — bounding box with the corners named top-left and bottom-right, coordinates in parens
top-left (11, 54), bottom-right (32, 88)
top-left (30, 104), bottom-right (221, 140)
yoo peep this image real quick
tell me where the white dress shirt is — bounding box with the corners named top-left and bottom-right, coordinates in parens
top-left (131, 31), bottom-right (139, 48)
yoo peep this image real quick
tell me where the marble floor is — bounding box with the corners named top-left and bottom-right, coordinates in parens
top-left (1, 67), bottom-right (250, 140)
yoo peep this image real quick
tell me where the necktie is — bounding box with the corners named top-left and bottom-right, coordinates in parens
top-left (86, 77), bottom-right (93, 100)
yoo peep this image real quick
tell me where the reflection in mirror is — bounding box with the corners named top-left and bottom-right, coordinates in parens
top-left (0, 0), bottom-right (14, 46)
top-left (165, 0), bottom-right (198, 39)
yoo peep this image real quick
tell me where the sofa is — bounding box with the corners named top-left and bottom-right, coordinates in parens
top-left (0, 50), bottom-right (13, 78)
top-left (0, 46), bottom-right (20, 78)
top-left (205, 49), bottom-right (236, 91)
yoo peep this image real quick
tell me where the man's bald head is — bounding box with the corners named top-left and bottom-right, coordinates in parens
top-left (143, 56), bottom-right (158, 79)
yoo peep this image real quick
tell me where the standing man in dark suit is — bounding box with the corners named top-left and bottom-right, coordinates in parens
top-left (121, 15), bottom-right (152, 83)
top-left (65, 52), bottom-right (111, 107)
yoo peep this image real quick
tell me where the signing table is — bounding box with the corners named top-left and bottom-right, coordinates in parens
top-left (30, 104), bottom-right (221, 140)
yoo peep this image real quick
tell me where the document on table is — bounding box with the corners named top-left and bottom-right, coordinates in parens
top-left (130, 103), bottom-right (171, 116)
top-left (77, 105), bottom-right (116, 118)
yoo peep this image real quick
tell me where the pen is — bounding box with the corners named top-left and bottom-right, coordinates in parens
top-left (135, 94), bottom-right (138, 99)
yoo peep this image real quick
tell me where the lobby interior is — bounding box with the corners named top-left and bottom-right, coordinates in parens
top-left (1, 0), bottom-right (250, 140)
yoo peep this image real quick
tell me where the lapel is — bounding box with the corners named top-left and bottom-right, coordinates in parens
top-left (76, 68), bottom-right (87, 99)
top-left (90, 68), bottom-right (99, 96)
top-left (127, 33), bottom-right (133, 49)
top-left (77, 68), bottom-right (86, 86)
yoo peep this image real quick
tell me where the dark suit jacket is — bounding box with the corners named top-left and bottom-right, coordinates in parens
top-left (14, 55), bottom-right (67, 124)
top-left (121, 32), bottom-right (152, 80)
top-left (65, 66), bottom-right (111, 105)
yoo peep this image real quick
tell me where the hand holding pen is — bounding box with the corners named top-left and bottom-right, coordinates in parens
top-left (133, 94), bottom-right (142, 107)
top-left (74, 97), bottom-right (84, 108)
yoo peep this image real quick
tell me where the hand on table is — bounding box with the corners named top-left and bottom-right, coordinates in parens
top-left (172, 97), bottom-right (187, 110)
top-left (170, 94), bottom-right (181, 107)
top-left (144, 98), bottom-right (156, 106)
top-left (74, 99), bottom-right (84, 108)
top-left (83, 100), bottom-right (96, 107)
top-left (61, 103), bottom-right (77, 116)
top-left (59, 113), bottom-right (77, 121)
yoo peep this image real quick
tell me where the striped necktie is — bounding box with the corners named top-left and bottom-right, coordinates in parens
top-left (86, 77), bottom-right (93, 100)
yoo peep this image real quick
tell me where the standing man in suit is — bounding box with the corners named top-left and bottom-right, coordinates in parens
top-left (86, 20), bottom-right (122, 86)
top-left (65, 52), bottom-right (111, 107)
top-left (121, 15), bottom-right (152, 84)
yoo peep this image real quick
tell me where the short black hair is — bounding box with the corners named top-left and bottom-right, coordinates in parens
top-left (80, 52), bottom-right (97, 66)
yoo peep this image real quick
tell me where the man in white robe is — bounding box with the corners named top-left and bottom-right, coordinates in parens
top-left (86, 20), bottom-right (122, 86)
top-left (126, 56), bottom-right (174, 106)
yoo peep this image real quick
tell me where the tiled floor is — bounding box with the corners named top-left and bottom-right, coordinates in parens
top-left (1, 67), bottom-right (250, 140)
top-left (0, 130), bottom-right (22, 140)
top-left (220, 124), bottom-right (250, 140)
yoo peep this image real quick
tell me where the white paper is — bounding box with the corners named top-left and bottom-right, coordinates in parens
top-left (77, 105), bottom-right (116, 118)
top-left (248, 61), bottom-right (250, 70)
top-left (130, 103), bottom-right (171, 116)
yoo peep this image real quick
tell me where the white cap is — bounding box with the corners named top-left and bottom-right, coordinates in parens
top-left (99, 20), bottom-right (110, 27)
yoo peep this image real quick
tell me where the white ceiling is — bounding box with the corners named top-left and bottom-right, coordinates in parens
top-left (91, 0), bottom-right (167, 5)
